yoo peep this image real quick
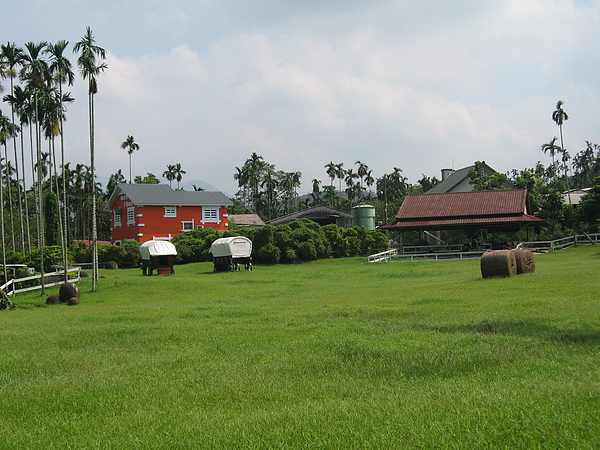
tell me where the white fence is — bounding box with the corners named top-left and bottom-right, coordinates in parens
top-left (517, 233), bottom-right (599, 252)
top-left (1, 267), bottom-right (81, 297)
top-left (369, 233), bottom-right (599, 263)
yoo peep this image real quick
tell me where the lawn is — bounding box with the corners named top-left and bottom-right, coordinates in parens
top-left (1, 245), bottom-right (599, 448)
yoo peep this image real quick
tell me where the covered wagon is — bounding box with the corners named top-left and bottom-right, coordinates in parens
top-left (209, 236), bottom-right (252, 272)
top-left (139, 240), bottom-right (177, 275)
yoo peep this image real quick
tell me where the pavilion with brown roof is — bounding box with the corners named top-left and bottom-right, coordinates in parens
top-left (381, 189), bottom-right (545, 240)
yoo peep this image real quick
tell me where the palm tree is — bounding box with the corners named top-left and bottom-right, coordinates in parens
top-left (105, 169), bottom-right (126, 198)
top-left (312, 178), bottom-right (321, 195)
top-left (74, 27), bottom-right (108, 291)
top-left (46, 39), bottom-right (74, 280)
top-left (261, 168), bottom-right (278, 219)
top-left (120, 135), bottom-right (139, 183)
top-left (541, 137), bottom-right (561, 167)
top-left (335, 163), bottom-right (345, 193)
top-left (324, 161), bottom-right (336, 206)
top-left (364, 170), bottom-right (375, 197)
top-left (344, 168), bottom-right (359, 188)
top-left (173, 163), bottom-right (186, 189)
top-left (573, 141), bottom-right (597, 188)
top-left (355, 160), bottom-right (369, 189)
top-left (5, 85), bottom-right (33, 256)
top-left (21, 41), bottom-right (50, 293)
top-left (234, 166), bottom-right (249, 207)
top-left (552, 100), bottom-right (571, 203)
top-left (0, 154), bottom-right (6, 284)
top-left (322, 185), bottom-right (335, 206)
top-left (163, 164), bottom-right (176, 187)
top-left (34, 151), bottom-right (52, 180)
top-left (0, 113), bottom-right (20, 250)
top-left (246, 152), bottom-right (266, 211)
top-left (1, 43), bottom-right (25, 253)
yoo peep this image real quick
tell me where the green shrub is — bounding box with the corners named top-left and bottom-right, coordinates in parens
top-left (29, 246), bottom-right (69, 272)
top-left (297, 241), bottom-right (317, 261)
top-left (70, 241), bottom-right (92, 263)
top-left (256, 242), bottom-right (280, 264)
top-left (284, 248), bottom-right (298, 263)
top-left (173, 228), bottom-right (223, 264)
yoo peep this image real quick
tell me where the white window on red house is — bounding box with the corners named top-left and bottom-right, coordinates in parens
top-left (182, 221), bottom-right (194, 231)
top-left (203, 207), bottom-right (219, 223)
top-left (164, 207), bottom-right (176, 217)
top-left (114, 210), bottom-right (122, 227)
top-left (127, 207), bottom-right (135, 225)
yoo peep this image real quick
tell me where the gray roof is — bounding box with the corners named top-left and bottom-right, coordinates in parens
top-left (108, 183), bottom-right (232, 207)
top-left (426, 163), bottom-right (512, 194)
top-left (267, 205), bottom-right (351, 226)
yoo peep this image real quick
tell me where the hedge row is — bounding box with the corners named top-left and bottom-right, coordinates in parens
top-left (5, 220), bottom-right (387, 271)
top-left (172, 219), bottom-right (388, 265)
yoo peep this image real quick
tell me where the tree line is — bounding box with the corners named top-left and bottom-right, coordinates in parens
top-left (232, 101), bottom-right (600, 233)
top-left (0, 29), bottom-right (109, 290)
top-left (3, 31), bottom-right (600, 285)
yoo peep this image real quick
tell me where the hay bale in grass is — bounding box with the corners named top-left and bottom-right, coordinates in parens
top-left (481, 250), bottom-right (517, 278)
top-left (46, 294), bottom-right (60, 305)
top-left (59, 282), bottom-right (79, 303)
top-left (67, 297), bottom-right (80, 306)
top-left (512, 249), bottom-right (535, 274)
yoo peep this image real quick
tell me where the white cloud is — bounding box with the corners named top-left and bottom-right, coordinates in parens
top-left (6, 0), bottom-right (600, 195)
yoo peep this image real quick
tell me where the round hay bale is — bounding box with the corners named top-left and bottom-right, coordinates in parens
top-left (67, 297), bottom-right (80, 306)
top-left (512, 249), bottom-right (536, 274)
top-left (480, 250), bottom-right (517, 279)
top-left (59, 282), bottom-right (80, 303)
top-left (46, 294), bottom-right (60, 305)
top-left (105, 261), bottom-right (118, 270)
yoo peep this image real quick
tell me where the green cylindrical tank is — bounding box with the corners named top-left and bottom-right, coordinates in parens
top-left (351, 204), bottom-right (375, 230)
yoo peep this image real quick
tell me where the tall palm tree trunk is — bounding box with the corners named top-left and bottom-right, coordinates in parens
top-left (3, 144), bottom-right (16, 251)
top-left (558, 126), bottom-right (572, 205)
top-left (6, 70), bottom-right (25, 255)
top-left (22, 128), bottom-right (32, 257)
top-left (13, 124), bottom-right (25, 254)
top-left (0, 154), bottom-right (7, 287)
top-left (34, 94), bottom-right (46, 295)
top-left (89, 90), bottom-right (98, 290)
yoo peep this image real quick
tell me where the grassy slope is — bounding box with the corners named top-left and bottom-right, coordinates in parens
top-left (1, 246), bottom-right (599, 448)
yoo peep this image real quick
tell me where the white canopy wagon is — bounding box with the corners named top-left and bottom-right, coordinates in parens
top-left (139, 240), bottom-right (177, 275)
top-left (209, 236), bottom-right (253, 272)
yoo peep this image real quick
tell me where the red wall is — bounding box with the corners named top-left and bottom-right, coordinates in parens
top-left (110, 193), bottom-right (229, 243)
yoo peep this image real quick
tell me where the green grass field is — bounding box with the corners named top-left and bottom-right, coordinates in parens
top-left (1, 245), bottom-right (599, 448)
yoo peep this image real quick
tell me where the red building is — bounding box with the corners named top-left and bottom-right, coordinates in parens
top-left (107, 183), bottom-right (233, 244)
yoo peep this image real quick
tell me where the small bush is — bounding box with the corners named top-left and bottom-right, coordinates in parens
top-left (256, 243), bottom-right (280, 264)
top-left (297, 241), bottom-right (317, 261)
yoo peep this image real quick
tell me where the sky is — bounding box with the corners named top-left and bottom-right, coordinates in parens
top-left (3, 0), bottom-right (600, 196)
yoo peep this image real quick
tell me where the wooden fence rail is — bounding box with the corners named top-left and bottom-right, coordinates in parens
top-left (1, 267), bottom-right (81, 297)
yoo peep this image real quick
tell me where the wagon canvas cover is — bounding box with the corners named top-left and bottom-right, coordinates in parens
top-left (139, 240), bottom-right (178, 260)
top-left (209, 237), bottom-right (252, 258)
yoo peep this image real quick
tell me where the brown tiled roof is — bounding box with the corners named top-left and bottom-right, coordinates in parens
top-left (398, 190), bottom-right (529, 219)
top-left (383, 189), bottom-right (545, 230)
